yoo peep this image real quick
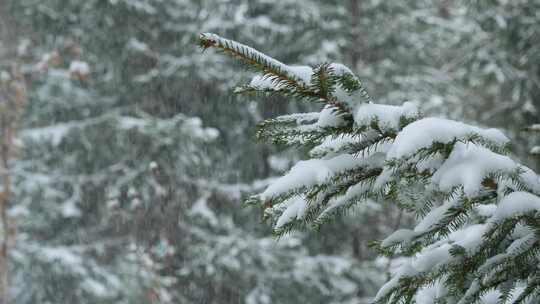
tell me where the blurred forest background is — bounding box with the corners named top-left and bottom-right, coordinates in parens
top-left (0, 0), bottom-right (538, 303)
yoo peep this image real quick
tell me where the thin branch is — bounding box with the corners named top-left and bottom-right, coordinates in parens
top-left (198, 33), bottom-right (352, 114)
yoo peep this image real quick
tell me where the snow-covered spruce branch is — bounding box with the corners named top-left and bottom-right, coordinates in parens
top-left (201, 34), bottom-right (540, 304)
top-left (199, 33), bottom-right (370, 117)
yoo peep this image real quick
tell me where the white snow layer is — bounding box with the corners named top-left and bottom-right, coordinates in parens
top-left (414, 199), bottom-right (457, 233)
top-left (381, 229), bottom-right (417, 247)
top-left (22, 123), bottom-right (75, 146)
top-left (189, 192), bottom-right (218, 226)
top-left (491, 191), bottom-right (540, 222)
top-left (249, 66), bottom-right (312, 89)
top-left (475, 204), bottom-right (497, 217)
top-left (506, 233), bottom-right (536, 256)
top-left (260, 153), bottom-right (384, 201)
top-left (310, 134), bottom-right (358, 157)
top-left (287, 65), bottom-right (313, 84)
top-left (69, 60), bottom-right (90, 75)
top-left (354, 102), bottom-right (418, 131)
top-left (448, 224), bottom-right (488, 251)
top-left (201, 33), bottom-right (291, 77)
top-left (415, 280), bottom-right (448, 304)
top-left (319, 181), bottom-right (370, 218)
top-left (328, 62), bottom-right (354, 77)
top-left (388, 117), bottom-right (508, 158)
top-left (479, 290), bottom-right (501, 304)
top-left (275, 196), bottom-right (308, 229)
top-left (412, 224), bottom-right (487, 272)
top-left (431, 142), bottom-right (516, 197)
top-left (380, 223), bottom-right (490, 302)
top-left (412, 243), bottom-right (452, 272)
top-left (316, 105), bottom-right (346, 128)
top-left (374, 263), bottom-right (415, 302)
top-left (249, 65), bottom-right (312, 91)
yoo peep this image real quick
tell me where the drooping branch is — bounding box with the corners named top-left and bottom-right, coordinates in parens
top-left (198, 33), bottom-right (353, 116)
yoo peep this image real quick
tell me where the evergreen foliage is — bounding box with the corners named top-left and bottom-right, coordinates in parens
top-left (201, 33), bottom-right (540, 304)
top-left (5, 1), bottom-right (387, 303)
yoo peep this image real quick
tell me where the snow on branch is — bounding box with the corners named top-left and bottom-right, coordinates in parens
top-left (203, 35), bottom-right (540, 304)
top-left (199, 33), bottom-right (372, 116)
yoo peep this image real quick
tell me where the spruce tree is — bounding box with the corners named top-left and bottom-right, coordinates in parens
top-left (200, 33), bottom-right (540, 304)
top-left (6, 1), bottom-right (385, 303)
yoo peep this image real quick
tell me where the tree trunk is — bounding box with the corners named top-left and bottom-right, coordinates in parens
top-left (0, 67), bottom-right (25, 304)
top-left (0, 2), bottom-right (24, 302)
top-left (0, 117), bottom-right (10, 304)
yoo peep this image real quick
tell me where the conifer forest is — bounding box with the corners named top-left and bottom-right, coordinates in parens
top-left (1, 1), bottom-right (540, 303)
